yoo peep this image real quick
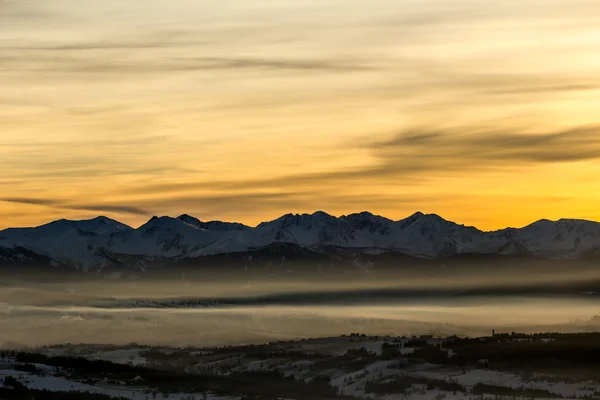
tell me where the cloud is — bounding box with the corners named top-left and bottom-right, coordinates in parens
top-left (0, 134), bottom-right (204, 180)
top-left (178, 57), bottom-right (371, 72)
top-left (0, 197), bottom-right (59, 207)
top-left (0, 197), bottom-right (149, 216)
top-left (68, 204), bottom-right (149, 216)
top-left (426, 71), bottom-right (600, 97)
top-left (371, 126), bottom-right (600, 165)
top-left (363, 66), bottom-right (600, 104)
top-left (127, 125), bottom-right (600, 198)
top-left (126, 166), bottom-right (423, 196)
top-left (483, 83), bottom-right (598, 96)
top-left (0, 0), bottom-right (65, 22)
top-left (0, 53), bottom-right (370, 75)
top-left (3, 37), bottom-right (206, 51)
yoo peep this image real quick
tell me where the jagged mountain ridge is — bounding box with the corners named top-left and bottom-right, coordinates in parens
top-left (1, 211), bottom-right (600, 271)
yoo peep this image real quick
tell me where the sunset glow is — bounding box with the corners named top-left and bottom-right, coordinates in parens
top-left (2, 0), bottom-right (600, 229)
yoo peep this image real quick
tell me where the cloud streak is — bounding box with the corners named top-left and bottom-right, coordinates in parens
top-left (0, 198), bottom-right (59, 207)
top-left (0, 134), bottom-right (205, 180)
top-left (1, 50), bottom-right (371, 75)
top-left (372, 126), bottom-right (600, 165)
top-left (0, 197), bottom-right (149, 216)
top-left (180, 57), bottom-right (371, 72)
top-left (128, 125), bottom-right (600, 196)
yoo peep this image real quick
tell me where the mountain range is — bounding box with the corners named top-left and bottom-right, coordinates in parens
top-left (1, 211), bottom-right (600, 274)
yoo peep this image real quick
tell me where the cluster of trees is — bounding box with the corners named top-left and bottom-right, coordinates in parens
top-left (380, 342), bottom-right (403, 360)
top-left (365, 375), bottom-right (465, 395)
top-left (407, 344), bottom-right (450, 364)
top-left (0, 350), bottom-right (17, 359)
top-left (451, 332), bottom-right (600, 347)
top-left (472, 383), bottom-right (564, 398)
top-left (220, 370), bottom-right (350, 400)
top-left (15, 353), bottom-right (138, 378)
top-left (1, 376), bottom-right (128, 400)
top-left (404, 338), bottom-right (429, 347)
top-left (344, 347), bottom-right (376, 358)
top-left (445, 338), bottom-right (600, 370)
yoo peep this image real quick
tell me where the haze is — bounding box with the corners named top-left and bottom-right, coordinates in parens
top-left (2, 267), bottom-right (600, 347)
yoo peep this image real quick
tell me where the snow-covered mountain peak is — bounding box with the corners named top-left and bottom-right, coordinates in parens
top-left (343, 211), bottom-right (391, 222)
top-left (521, 218), bottom-right (600, 233)
top-left (556, 218), bottom-right (600, 227)
top-left (139, 216), bottom-right (194, 233)
top-left (72, 216), bottom-right (132, 234)
top-left (341, 212), bottom-right (393, 234)
top-left (0, 215), bottom-right (131, 239)
top-left (177, 214), bottom-right (207, 229)
top-left (408, 211), bottom-right (425, 219)
top-left (397, 211), bottom-right (445, 229)
top-left (258, 213), bottom-right (293, 227)
top-left (265, 211), bottom-right (338, 229)
top-left (522, 219), bottom-right (554, 230)
top-left (177, 213), bottom-right (198, 221)
top-left (176, 214), bottom-right (249, 231)
top-left (312, 210), bottom-right (332, 218)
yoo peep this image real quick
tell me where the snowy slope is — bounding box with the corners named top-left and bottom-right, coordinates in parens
top-left (1, 211), bottom-right (600, 270)
top-left (504, 218), bottom-right (600, 258)
top-left (106, 216), bottom-right (217, 257)
top-left (245, 211), bottom-right (500, 258)
top-left (0, 216), bottom-right (132, 270)
top-left (0, 245), bottom-right (62, 268)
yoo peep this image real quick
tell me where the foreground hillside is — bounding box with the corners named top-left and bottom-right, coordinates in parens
top-left (2, 333), bottom-right (600, 399)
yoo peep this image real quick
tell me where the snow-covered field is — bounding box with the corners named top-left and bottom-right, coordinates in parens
top-left (4, 335), bottom-right (594, 400)
top-left (0, 359), bottom-right (235, 400)
top-left (413, 367), bottom-right (600, 398)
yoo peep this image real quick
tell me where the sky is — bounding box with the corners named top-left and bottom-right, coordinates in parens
top-left (1, 0), bottom-right (600, 230)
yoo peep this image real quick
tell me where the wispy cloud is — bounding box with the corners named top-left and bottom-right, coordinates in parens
top-left (0, 134), bottom-right (205, 180)
top-left (178, 57), bottom-right (371, 72)
top-left (128, 125), bottom-right (600, 196)
top-left (68, 204), bottom-right (149, 216)
top-left (0, 197), bottom-right (60, 207)
top-left (421, 71), bottom-right (600, 97)
top-left (371, 126), bottom-right (600, 165)
top-left (0, 53), bottom-right (371, 75)
top-left (0, 197), bottom-right (148, 216)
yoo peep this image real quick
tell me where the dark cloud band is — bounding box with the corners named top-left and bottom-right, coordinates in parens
top-left (0, 198), bottom-right (148, 216)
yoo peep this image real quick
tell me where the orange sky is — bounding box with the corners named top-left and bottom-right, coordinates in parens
top-left (2, 0), bottom-right (600, 230)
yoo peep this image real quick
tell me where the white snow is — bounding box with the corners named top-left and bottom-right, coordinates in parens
top-left (0, 369), bottom-right (235, 400)
top-left (6, 339), bottom-right (600, 400)
top-left (2, 212), bottom-right (600, 269)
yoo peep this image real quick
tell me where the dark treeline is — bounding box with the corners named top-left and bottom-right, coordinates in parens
top-left (446, 332), bottom-right (600, 369)
top-left (472, 383), bottom-right (564, 398)
top-left (365, 376), bottom-right (465, 395)
top-left (8, 352), bottom-right (353, 400)
top-left (1, 376), bottom-right (127, 400)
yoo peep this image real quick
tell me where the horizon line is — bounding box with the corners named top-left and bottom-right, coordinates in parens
top-left (1, 209), bottom-right (598, 233)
